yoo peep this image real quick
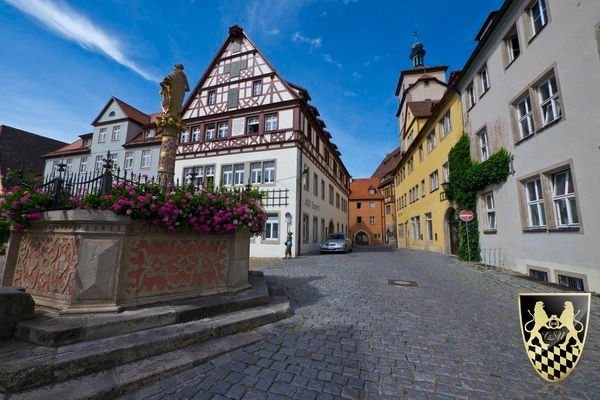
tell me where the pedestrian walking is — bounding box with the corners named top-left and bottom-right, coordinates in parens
top-left (283, 232), bottom-right (293, 259)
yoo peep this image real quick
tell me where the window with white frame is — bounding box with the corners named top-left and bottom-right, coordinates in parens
top-left (425, 212), bottom-right (433, 241)
top-left (250, 162), bottom-right (261, 184)
top-left (109, 152), bottom-right (118, 169)
top-left (369, 202), bottom-right (375, 210)
top-left (429, 170), bottom-right (439, 192)
top-left (302, 214), bottom-right (309, 243)
top-left (526, 178), bottom-right (546, 228)
top-left (529, 0), bottom-right (548, 37)
top-left (264, 214), bottom-right (279, 240)
top-left (538, 75), bottom-right (561, 126)
top-left (421, 180), bottom-right (426, 197)
top-left (218, 122), bottom-right (228, 138)
top-left (263, 161), bottom-right (275, 183)
top-left (124, 152), bottom-right (133, 169)
top-left (205, 124), bottom-right (215, 140)
top-left (191, 127), bottom-right (201, 142)
top-left (66, 159), bottom-right (73, 174)
top-left (442, 161), bottom-right (449, 183)
top-left (141, 150), bottom-right (151, 169)
top-left (234, 164), bottom-right (244, 185)
top-left (265, 114), bottom-right (278, 131)
top-left (253, 81), bottom-right (262, 96)
top-left (385, 205), bottom-right (391, 215)
top-left (552, 170), bottom-right (578, 227)
top-left (411, 216), bottom-right (421, 241)
top-left (505, 28), bottom-right (521, 65)
top-left (303, 165), bottom-right (309, 190)
top-left (329, 184), bottom-right (334, 205)
top-left (479, 66), bottom-right (490, 95)
top-left (247, 117), bottom-right (259, 134)
top-left (516, 95), bottom-right (535, 139)
top-left (369, 216), bottom-right (376, 225)
top-left (407, 156), bottom-right (414, 173)
top-left (484, 193), bottom-right (496, 230)
top-left (222, 165), bottom-right (233, 186)
top-left (111, 125), bottom-right (121, 141)
top-left (181, 129), bottom-right (190, 143)
top-left (419, 145), bottom-right (424, 162)
top-left (479, 130), bottom-right (489, 161)
top-left (427, 132), bottom-right (437, 152)
top-left (79, 157), bottom-right (88, 173)
top-left (313, 173), bottom-right (318, 196)
top-left (439, 111), bottom-right (452, 138)
top-left (98, 128), bottom-right (107, 143)
top-left (95, 155), bottom-right (103, 171)
top-left (205, 165), bottom-right (215, 187)
top-left (467, 84), bottom-right (476, 108)
top-left (145, 129), bottom-right (155, 138)
top-left (83, 138), bottom-right (92, 147)
top-left (208, 90), bottom-right (216, 105)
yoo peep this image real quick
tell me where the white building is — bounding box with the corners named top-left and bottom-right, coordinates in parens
top-left (454, 0), bottom-right (600, 292)
top-left (177, 25), bottom-right (350, 257)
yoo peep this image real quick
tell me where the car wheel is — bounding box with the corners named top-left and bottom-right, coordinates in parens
top-left (320, 251), bottom-right (325, 254)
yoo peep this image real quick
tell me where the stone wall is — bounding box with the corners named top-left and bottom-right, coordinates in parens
top-left (1, 210), bottom-right (250, 314)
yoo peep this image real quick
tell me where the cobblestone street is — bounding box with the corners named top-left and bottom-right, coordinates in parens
top-left (117, 248), bottom-right (598, 399)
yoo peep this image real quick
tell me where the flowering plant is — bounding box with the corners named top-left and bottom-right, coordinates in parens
top-left (0, 186), bottom-right (53, 229)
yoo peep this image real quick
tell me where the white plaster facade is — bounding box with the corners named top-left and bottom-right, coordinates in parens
top-left (454, 0), bottom-right (600, 292)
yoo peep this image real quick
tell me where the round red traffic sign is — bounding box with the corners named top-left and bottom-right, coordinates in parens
top-left (459, 210), bottom-right (474, 222)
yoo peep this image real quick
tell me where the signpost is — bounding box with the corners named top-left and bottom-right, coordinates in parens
top-left (459, 210), bottom-right (474, 260)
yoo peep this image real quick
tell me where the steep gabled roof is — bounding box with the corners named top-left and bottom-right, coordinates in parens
top-left (0, 125), bottom-right (68, 174)
top-left (395, 64), bottom-right (449, 96)
top-left (42, 138), bottom-right (91, 159)
top-left (349, 178), bottom-right (383, 200)
top-left (91, 96), bottom-right (151, 126)
top-left (371, 146), bottom-right (402, 185)
top-left (407, 100), bottom-right (439, 118)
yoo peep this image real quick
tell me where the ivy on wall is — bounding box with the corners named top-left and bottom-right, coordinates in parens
top-left (444, 134), bottom-right (511, 261)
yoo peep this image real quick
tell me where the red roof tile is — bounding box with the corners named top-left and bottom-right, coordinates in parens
top-left (349, 178), bottom-right (383, 200)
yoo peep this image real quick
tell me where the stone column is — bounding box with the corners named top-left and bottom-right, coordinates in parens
top-left (156, 122), bottom-right (181, 190)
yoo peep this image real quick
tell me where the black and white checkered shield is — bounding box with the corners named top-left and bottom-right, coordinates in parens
top-left (518, 293), bottom-right (590, 382)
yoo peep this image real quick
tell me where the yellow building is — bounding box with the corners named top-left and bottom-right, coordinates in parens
top-left (395, 84), bottom-right (464, 254)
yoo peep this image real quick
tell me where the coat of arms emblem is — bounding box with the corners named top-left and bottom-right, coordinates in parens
top-left (518, 293), bottom-right (590, 382)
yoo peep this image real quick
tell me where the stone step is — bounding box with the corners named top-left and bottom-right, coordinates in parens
top-left (0, 294), bottom-right (292, 394)
top-left (15, 271), bottom-right (270, 347)
top-left (4, 331), bottom-right (264, 400)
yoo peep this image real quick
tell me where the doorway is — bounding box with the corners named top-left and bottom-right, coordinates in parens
top-left (446, 208), bottom-right (459, 255)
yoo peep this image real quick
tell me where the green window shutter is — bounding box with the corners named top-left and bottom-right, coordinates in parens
top-left (228, 88), bottom-right (239, 108)
top-left (230, 61), bottom-right (240, 77)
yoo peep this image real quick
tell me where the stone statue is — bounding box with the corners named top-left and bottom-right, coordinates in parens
top-left (160, 64), bottom-right (190, 120)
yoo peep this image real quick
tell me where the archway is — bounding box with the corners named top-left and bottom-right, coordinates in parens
top-left (354, 231), bottom-right (370, 245)
top-left (445, 207), bottom-right (459, 255)
top-left (328, 219), bottom-right (334, 234)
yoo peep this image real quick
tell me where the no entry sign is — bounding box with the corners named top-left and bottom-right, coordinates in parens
top-left (459, 210), bottom-right (474, 222)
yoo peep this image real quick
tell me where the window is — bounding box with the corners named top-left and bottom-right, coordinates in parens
top-left (191, 127), bottom-right (201, 142)
top-left (124, 152), bottom-right (133, 169)
top-left (530, 269), bottom-right (549, 282)
top-left (485, 193), bottom-right (496, 230)
top-left (109, 152), bottom-right (118, 169)
top-left (529, 0), bottom-right (548, 37)
top-left (250, 163), bottom-right (262, 184)
top-left (141, 150), bottom-right (151, 169)
top-left (313, 217), bottom-right (318, 243)
top-left (302, 214), bottom-right (309, 243)
top-left (479, 130), bottom-right (489, 161)
top-left (109, 111), bottom-right (116, 117)
top-left (552, 170), bottom-right (578, 227)
top-left (205, 166), bottom-right (215, 187)
top-left (369, 202), bottom-right (375, 210)
top-left (303, 165), bottom-right (309, 190)
top-left (265, 114), bottom-right (278, 131)
top-left (181, 129), bottom-right (190, 143)
top-left (208, 91), bottom-right (216, 105)
top-left (95, 155), bottom-right (103, 171)
top-left (247, 117), bottom-right (259, 134)
top-left (538, 75), bottom-right (561, 125)
top-left (218, 122), bottom-right (228, 138)
top-left (228, 88), bottom-right (239, 108)
top-left (234, 164), bottom-right (244, 185)
top-left (98, 128), bottom-right (107, 143)
top-left (357, 202), bottom-right (362, 210)
top-left (385, 205), bottom-right (391, 215)
top-left (427, 132), bottom-right (437, 152)
top-left (407, 157), bottom-right (414, 174)
top-left (111, 125), bottom-right (121, 141)
top-left (369, 216), bottom-right (376, 225)
top-left (479, 66), bottom-right (490, 95)
top-left (429, 170), bottom-right (439, 192)
top-left (205, 124), bottom-right (215, 140)
top-left (442, 162), bottom-right (449, 183)
top-left (264, 214), bottom-right (279, 240)
top-left (526, 178), bottom-right (546, 228)
top-left (425, 213), bottom-right (433, 241)
top-left (419, 145), bottom-right (424, 162)
top-left (398, 223), bottom-right (405, 239)
top-left (558, 274), bottom-right (584, 291)
top-left (253, 81), bottom-right (262, 96)
top-left (467, 84), bottom-right (476, 108)
top-left (145, 129), bottom-right (155, 138)
top-left (421, 180), bottom-right (426, 197)
top-left (66, 159), bottom-right (73, 174)
top-left (221, 165), bottom-right (233, 186)
top-left (516, 95), bottom-right (535, 139)
top-left (79, 157), bottom-right (88, 173)
top-left (336, 193), bottom-right (340, 209)
top-left (439, 111), bottom-right (452, 138)
top-left (411, 216), bottom-right (421, 241)
top-left (83, 138), bottom-right (92, 147)
top-left (263, 161), bottom-right (275, 183)
top-left (230, 61), bottom-right (240, 78)
top-left (321, 180), bottom-right (325, 200)
top-left (505, 29), bottom-right (520, 64)
top-left (357, 216), bottom-right (362, 223)
top-left (313, 173), bottom-right (318, 196)
top-left (329, 184), bottom-right (334, 205)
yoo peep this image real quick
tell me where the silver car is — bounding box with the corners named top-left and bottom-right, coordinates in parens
top-left (320, 233), bottom-right (353, 254)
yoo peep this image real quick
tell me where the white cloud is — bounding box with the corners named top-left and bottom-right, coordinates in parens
top-left (292, 32), bottom-right (323, 51)
top-left (352, 72), bottom-right (363, 80)
top-left (344, 90), bottom-right (357, 97)
top-left (5, 0), bottom-right (156, 81)
top-left (267, 29), bottom-right (280, 35)
top-left (324, 54), bottom-right (343, 69)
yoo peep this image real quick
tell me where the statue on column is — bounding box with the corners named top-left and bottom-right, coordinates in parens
top-left (159, 64), bottom-right (190, 121)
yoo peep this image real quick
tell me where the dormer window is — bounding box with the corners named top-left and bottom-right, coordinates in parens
top-left (83, 138), bottom-right (92, 147)
top-left (109, 111), bottom-right (116, 117)
top-left (368, 188), bottom-right (376, 195)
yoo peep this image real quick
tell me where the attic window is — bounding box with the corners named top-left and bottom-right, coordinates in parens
top-left (109, 111), bottom-right (116, 117)
top-left (369, 188), bottom-right (376, 195)
top-left (424, 80), bottom-right (429, 87)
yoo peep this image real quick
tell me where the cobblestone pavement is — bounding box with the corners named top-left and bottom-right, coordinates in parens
top-left (119, 249), bottom-right (598, 398)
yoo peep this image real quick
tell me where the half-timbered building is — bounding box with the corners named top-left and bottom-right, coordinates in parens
top-left (176, 25), bottom-right (351, 257)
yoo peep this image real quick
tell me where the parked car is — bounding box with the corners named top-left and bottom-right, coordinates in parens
top-left (320, 233), bottom-right (353, 254)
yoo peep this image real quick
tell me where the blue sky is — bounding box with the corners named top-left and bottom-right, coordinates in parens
top-left (0, 0), bottom-right (503, 178)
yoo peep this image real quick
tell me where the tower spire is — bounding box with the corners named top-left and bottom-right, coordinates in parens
top-left (409, 25), bottom-right (426, 67)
